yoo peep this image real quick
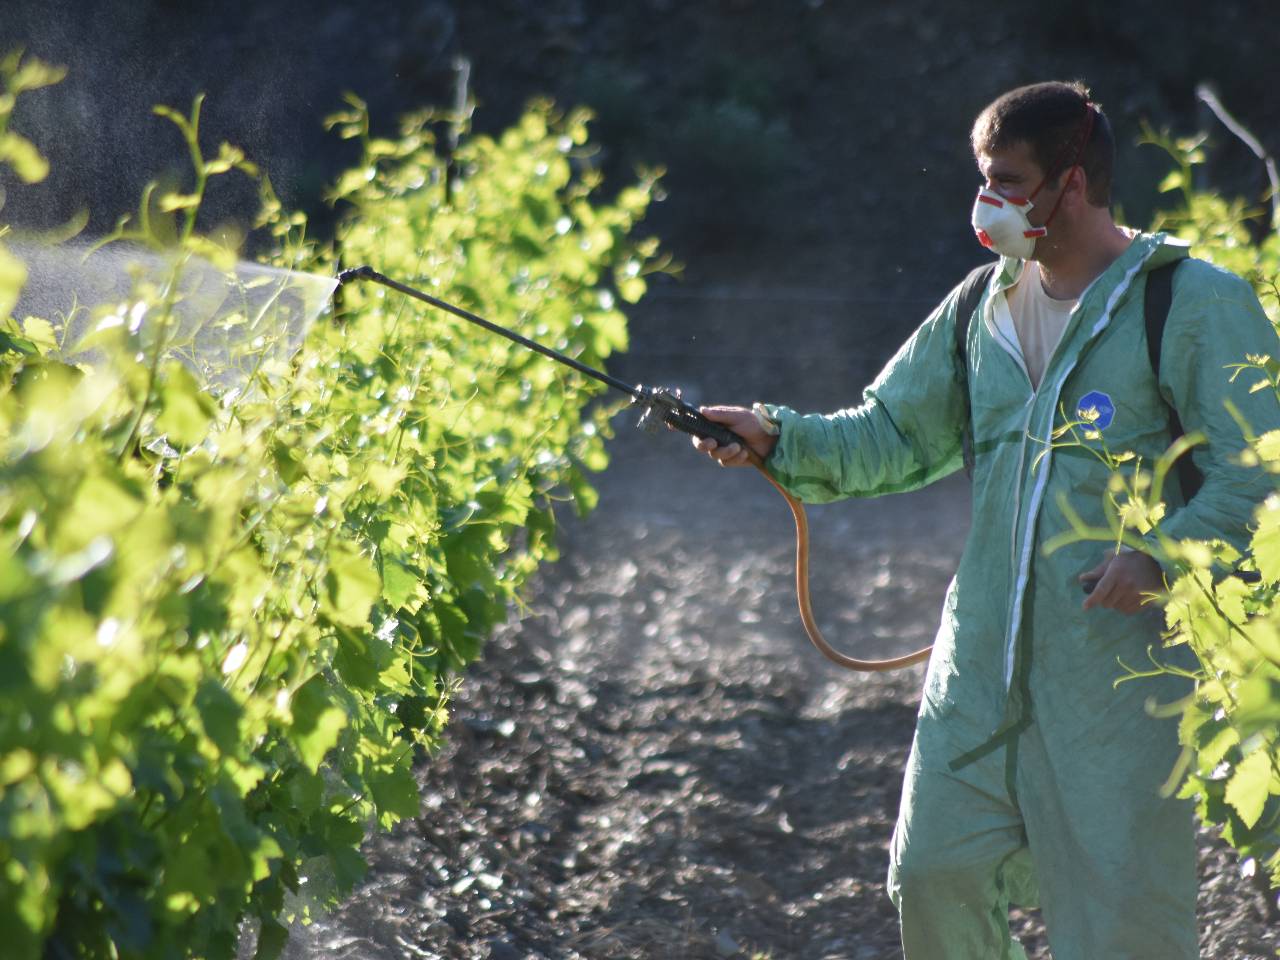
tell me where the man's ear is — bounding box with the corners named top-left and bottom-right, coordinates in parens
top-left (1065, 164), bottom-right (1090, 207)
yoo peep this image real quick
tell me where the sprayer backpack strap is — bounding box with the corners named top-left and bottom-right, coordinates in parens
top-left (1143, 260), bottom-right (1202, 498)
top-left (953, 262), bottom-right (998, 477)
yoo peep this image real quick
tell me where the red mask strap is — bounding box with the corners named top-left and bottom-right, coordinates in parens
top-left (1033, 103), bottom-right (1096, 227)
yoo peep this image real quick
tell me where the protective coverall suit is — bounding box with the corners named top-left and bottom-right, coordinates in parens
top-left (760, 232), bottom-right (1278, 959)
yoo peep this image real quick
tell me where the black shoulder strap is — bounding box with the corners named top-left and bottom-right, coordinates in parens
top-left (1143, 261), bottom-right (1175, 376)
top-left (955, 262), bottom-right (998, 477)
top-left (1144, 261), bottom-right (1201, 498)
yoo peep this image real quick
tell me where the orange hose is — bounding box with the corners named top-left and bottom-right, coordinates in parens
top-left (747, 451), bottom-right (933, 672)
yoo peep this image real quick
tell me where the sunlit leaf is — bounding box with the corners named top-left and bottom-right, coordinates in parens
top-left (322, 543), bottom-right (381, 628)
top-left (0, 245), bottom-right (28, 320)
top-left (1254, 429), bottom-right (1280, 462)
top-left (0, 131), bottom-right (48, 183)
top-left (155, 361), bottom-right (218, 447)
top-left (195, 679), bottom-right (242, 753)
top-left (291, 678), bottom-right (348, 773)
top-left (1225, 742), bottom-right (1277, 829)
top-left (381, 559), bottom-right (422, 609)
top-left (19, 315), bottom-right (56, 352)
top-left (369, 764), bottom-right (421, 826)
top-left (204, 142), bottom-right (246, 175)
top-left (1251, 500), bottom-right (1280, 584)
top-left (7, 55), bottom-right (66, 94)
top-left (158, 192), bottom-right (201, 212)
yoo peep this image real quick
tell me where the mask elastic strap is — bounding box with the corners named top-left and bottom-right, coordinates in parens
top-left (1033, 103), bottom-right (1096, 228)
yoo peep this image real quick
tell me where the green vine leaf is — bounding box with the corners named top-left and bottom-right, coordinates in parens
top-left (322, 544), bottom-right (381, 628)
top-left (1225, 742), bottom-right (1277, 829)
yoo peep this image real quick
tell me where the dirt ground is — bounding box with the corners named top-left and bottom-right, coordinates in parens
top-left (248, 420), bottom-right (1279, 960)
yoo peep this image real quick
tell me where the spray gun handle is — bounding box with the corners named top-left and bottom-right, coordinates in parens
top-left (680, 407), bottom-right (747, 450)
top-left (633, 385), bottom-right (750, 450)
top-left (675, 409), bottom-right (750, 449)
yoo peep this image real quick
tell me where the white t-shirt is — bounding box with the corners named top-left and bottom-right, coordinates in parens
top-left (1005, 261), bottom-right (1077, 389)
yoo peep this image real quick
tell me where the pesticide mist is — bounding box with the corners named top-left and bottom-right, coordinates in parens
top-left (9, 241), bottom-right (337, 393)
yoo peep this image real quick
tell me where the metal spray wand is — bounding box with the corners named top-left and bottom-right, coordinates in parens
top-left (336, 265), bottom-right (750, 451)
top-left (336, 264), bottom-right (934, 672)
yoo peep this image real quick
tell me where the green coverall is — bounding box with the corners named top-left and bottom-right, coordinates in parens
top-left (761, 233), bottom-right (1278, 958)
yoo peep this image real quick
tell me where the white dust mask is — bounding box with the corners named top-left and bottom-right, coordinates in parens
top-left (970, 188), bottom-right (1046, 260)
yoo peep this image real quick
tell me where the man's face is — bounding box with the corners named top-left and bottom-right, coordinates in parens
top-left (976, 141), bottom-right (1071, 257)
top-left (977, 141), bottom-right (1053, 210)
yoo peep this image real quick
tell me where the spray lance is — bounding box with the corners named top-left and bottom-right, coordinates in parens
top-left (336, 265), bottom-right (932, 673)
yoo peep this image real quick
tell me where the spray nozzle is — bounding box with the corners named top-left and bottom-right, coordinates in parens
top-left (336, 265), bottom-right (376, 286)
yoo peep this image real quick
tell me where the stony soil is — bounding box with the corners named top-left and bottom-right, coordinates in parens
top-left (255, 425), bottom-right (1279, 960)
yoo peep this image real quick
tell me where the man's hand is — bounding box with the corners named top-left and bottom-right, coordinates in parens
top-left (1080, 550), bottom-right (1165, 614)
top-left (691, 405), bottom-right (778, 467)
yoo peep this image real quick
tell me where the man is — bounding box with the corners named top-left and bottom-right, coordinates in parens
top-left (692, 81), bottom-right (1278, 958)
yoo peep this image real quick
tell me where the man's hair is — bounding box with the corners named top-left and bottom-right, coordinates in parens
top-left (971, 81), bottom-right (1115, 207)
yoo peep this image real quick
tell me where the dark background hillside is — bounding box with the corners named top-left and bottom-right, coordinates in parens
top-left (2, 0), bottom-right (1277, 401)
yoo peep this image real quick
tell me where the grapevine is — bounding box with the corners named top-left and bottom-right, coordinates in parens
top-left (0, 55), bottom-right (667, 959)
